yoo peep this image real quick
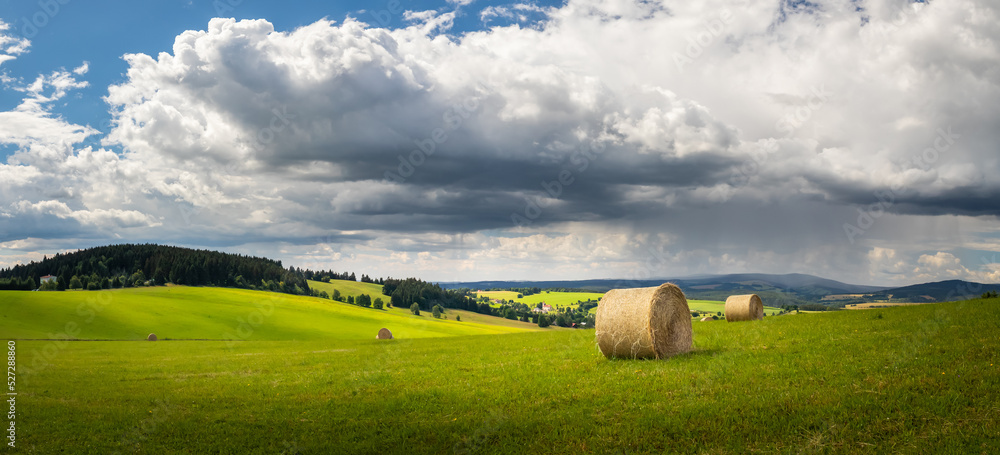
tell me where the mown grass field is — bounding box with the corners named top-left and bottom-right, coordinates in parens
top-left (0, 287), bottom-right (534, 341)
top-left (307, 279), bottom-right (384, 299)
top-left (9, 296), bottom-right (1000, 453)
top-left (845, 302), bottom-right (929, 309)
top-left (476, 290), bottom-right (604, 308)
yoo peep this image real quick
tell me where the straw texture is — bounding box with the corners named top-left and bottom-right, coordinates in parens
top-left (147, 333), bottom-right (157, 341)
top-left (724, 294), bottom-right (764, 322)
top-left (595, 283), bottom-right (692, 359)
top-left (376, 328), bottom-right (394, 339)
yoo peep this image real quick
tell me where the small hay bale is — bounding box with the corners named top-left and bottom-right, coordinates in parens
top-left (376, 328), bottom-right (394, 340)
top-left (595, 283), bottom-right (692, 359)
top-left (147, 333), bottom-right (157, 341)
top-left (725, 294), bottom-right (764, 322)
top-left (700, 316), bottom-right (713, 322)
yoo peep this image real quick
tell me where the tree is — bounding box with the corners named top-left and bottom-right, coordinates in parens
top-left (332, 289), bottom-right (342, 301)
top-left (357, 294), bottom-right (372, 308)
top-left (537, 314), bottom-right (550, 328)
top-left (347, 295), bottom-right (355, 305)
top-left (69, 275), bottom-right (83, 290)
top-left (373, 298), bottom-right (384, 310)
top-left (432, 304), bottom-right (443, 318)
top-left (410, 303), bottom-right (420, 315)
top-left (455, 314), bottom-right (461, 322)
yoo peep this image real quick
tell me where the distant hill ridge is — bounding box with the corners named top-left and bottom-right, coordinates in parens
top-left (440, 274), bottom-right (998, 306)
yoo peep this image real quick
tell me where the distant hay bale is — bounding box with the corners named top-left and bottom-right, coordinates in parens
top-left (700, 316), bottom-right (713, 322)
top-left (595, 283), bottom-right (693, 359)
top-left (376, 328), bottom-right (394, 340)
top-left (725, 294), bottom-right (764, 322)
top-left (147, 333), bottom-right (157, 341)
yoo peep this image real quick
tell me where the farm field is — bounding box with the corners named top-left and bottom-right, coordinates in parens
top-left (0, 286), bottom-right (534, 341)
top-left (476, 290), bottom-right (604, 308)
top-left (307, 279), bottom-right (384, 299)
top-left (845, 302), bottom-right (931, 309)
top-left (11, 297), bottom-right (1000, 453)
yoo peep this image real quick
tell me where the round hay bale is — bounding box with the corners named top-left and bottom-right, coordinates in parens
top-left (700, 316), bottom-right (713, 322)
top-left (725, 294), bottom-right (764, 322)
top-left (147, 333), bottom-right (157, 341)
top-left (375, 328), bottom-right (393, 340)
top-left (595, 283), bottom-right (692, 359)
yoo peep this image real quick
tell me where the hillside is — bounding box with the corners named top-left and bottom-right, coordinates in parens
top-left (0, 286), bottom-right (539, 341)
top-left (308, 279), bottom-right (384, 300)
top-left (866, 279), bottom-right (999, 302)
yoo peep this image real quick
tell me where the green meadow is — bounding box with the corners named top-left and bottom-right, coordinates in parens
top-left (307, 279), bottom-right (384, 300)
top-left (5, 290), bottom-right (999, 453)
top-left (477, 290), bottom-right (604, 308)
top-left (0, 286), bottom-right (535, 341)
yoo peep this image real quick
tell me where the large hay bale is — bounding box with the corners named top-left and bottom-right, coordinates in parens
top-left (376, 328), bottom-right (393, 340)
top-left (700, 316), bottom-right (713, 322)
top-left (595, 283), bottom-right (692, 359)
top-left (147, 333), bottom-right (157, 341)
top-left (725, 294), bottom-right (764, 322)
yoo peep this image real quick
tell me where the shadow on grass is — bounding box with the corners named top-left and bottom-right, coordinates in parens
top-left (602, 348), bottom-right (723, 362)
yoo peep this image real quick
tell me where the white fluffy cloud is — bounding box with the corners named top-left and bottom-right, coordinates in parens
top-left (2, 0), bottom-right (999, 284)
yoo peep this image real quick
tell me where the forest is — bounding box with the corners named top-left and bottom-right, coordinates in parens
top-left (0, 244), bottom-right (310, 294)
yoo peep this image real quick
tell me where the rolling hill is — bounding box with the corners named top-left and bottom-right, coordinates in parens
top-left (307, 279), bottom-right (384, 299)
top-left (0, 286), bottom-right (540, 341)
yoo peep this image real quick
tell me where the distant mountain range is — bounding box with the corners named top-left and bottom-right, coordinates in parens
top-left (439, 273), bottom-right (1000, 307)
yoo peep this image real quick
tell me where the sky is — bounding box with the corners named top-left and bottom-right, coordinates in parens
top-left (0, 0), bottom-right (998, 286)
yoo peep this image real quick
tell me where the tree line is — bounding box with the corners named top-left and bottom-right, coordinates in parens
top-left (0, 244), bottom-right (311, 295)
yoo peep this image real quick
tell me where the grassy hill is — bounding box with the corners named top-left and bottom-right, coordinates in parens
top-left (477, 290), bottom-right (604, 308)
top-left (0, 286), bottom-right (538, 341)
top-left (307, 279), bottom-right (384, 299)
top-left (14, 297), bottom-right (1000, 453)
